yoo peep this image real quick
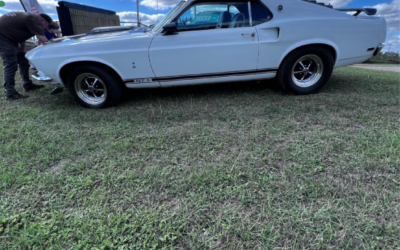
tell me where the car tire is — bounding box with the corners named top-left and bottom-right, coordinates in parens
top-left (276, 46), bottom-right (334, 94)
top-left (66, 65), bottom-right (122, 108)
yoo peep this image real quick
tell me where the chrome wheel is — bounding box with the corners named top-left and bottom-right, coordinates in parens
top-left (74, 73), bottom-right (107, 105)
top-left (292, 55), bottom-right (324, 88)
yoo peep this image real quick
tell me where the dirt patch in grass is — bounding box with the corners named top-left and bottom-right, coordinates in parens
top-left (45, 160), bottom-right (68, 175)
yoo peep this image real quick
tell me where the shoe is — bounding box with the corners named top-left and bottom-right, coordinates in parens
top-left (24, 83), bottom-right (44, 92)
top-left (6, 93), bottom-right (29, 100)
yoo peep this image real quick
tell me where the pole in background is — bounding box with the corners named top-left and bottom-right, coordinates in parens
top-left (19, 0), bottom-right (27, 11)
top-left (137, 0), bottom-right (140, 27)
top-left (387, 43), bottom-right (392, 53)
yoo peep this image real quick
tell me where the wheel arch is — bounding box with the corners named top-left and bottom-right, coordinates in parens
top-left (59, 60), bottom-right (124, 87)
top-left (279, 43), bottom-right (338, 70)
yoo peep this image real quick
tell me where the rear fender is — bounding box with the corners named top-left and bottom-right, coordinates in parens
top-left (279, 39), bottom-right (339, 66)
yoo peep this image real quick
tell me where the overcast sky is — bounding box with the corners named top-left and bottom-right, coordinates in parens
top-left (0, 0), bottom-right (398, 52)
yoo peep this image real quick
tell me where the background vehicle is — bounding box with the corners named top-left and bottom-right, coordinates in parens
top-left (26, 0), bottom-right (386, 108)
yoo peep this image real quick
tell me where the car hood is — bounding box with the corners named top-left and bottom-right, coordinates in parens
top-left (26, 29), bottom-right (155, 59)
top-left (51, 29), bottom-right (146, 44)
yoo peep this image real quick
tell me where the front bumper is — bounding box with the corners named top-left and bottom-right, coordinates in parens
top-left (32, 71), bottom-right (65, 89)
top-left (32, 71), bottom-right (52, 81)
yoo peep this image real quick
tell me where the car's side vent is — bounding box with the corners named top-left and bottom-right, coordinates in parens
top-left (302, 0), bottom-right (334, 8)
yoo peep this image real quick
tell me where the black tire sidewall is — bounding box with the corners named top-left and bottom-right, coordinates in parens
top-left (278, 46), bottom-right (334, 94)
top-left (66, 65), bottom-right (122, 108)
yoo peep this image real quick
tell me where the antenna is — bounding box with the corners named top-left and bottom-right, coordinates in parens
top-left (137, 0), bottom-right (140, 27)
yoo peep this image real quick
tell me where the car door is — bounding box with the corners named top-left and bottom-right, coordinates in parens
top-left (149, 1), bottom-right (259, 85)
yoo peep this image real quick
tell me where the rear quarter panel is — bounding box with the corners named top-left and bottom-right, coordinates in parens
top-left (257, 0), bottom-right (386, 69)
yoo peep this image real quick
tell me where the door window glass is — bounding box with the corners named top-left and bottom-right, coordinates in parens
top-left (175, 2), bottom-right (250, 31)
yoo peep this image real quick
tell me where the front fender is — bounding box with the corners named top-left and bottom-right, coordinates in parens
top-left (57, 57), bottom-right (124, 86)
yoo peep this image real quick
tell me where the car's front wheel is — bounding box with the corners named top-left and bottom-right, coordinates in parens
top-left (276, 46), bottom-right (334, 94)
top-left (66, 65), bottom-right (122, 108)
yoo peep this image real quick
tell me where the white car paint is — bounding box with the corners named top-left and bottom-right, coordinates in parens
top-left (149, 26), bottom-right (259, 78)
top-left (27, 31), bottom-right (157, 86)
top-left (26, 0), bottom-right (386, 90)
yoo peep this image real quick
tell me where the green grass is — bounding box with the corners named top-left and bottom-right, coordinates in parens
top-left (365, 52), bottom-right (400, 64)
top-left (0, 62), bottom-right (399, 249)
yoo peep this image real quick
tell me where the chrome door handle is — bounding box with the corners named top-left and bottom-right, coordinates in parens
top-left (241, 32), bottom-right (255, 37)
top-left (241, 32), bottom-right (256, 41)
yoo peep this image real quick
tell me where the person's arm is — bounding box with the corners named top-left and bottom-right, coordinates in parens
top-left (19, 41), bottom-right (26, 53)
top-left (36, 35), bottom-right (48, 44)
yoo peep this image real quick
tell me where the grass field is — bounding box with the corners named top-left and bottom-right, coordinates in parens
top-left (0, 63), bottom-right (399, 249)
top-left (365, 52), bottom-right (400, 65)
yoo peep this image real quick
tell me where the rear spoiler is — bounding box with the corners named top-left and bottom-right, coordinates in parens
top-left (335, 8), bottom-right (377, 16)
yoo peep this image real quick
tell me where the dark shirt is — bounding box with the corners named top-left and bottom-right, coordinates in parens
top-left (0, 12), bottom-right (45, 47)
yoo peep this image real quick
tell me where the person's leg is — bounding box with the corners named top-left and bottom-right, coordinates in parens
top-left (0, 40), bottom-right (19, 95)
top-left (17, 50), bottom-right (43, 91)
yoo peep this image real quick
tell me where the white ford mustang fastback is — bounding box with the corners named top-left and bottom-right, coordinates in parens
top-left (26, 0), bottom-right (386, 108)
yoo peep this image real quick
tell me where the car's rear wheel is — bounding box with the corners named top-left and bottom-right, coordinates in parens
top-left (277, 46), bottom-right (334, 94)
top-left (66, 65), bottom-right (122, 108)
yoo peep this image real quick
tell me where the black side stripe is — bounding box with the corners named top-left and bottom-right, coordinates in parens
top-left (156, 68), bottom-right (277, 82)
top-left (123, 68), bottom-right (277, 84)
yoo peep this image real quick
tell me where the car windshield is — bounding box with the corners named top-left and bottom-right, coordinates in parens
top-left (151, 1), bottom-right (187, 33)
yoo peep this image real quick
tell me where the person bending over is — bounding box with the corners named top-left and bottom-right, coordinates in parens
top-left (0, 12), bottom-right (56, 100)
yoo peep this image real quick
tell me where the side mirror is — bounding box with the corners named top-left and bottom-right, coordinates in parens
top-left (162, 23), bottom-right (178, 36)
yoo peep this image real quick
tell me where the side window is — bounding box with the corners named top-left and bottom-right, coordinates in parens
top-left (229, 6), bottom-right (240, 15)
top-left (250, 2), bottom-right (273, 26)
top-left (175, 2), bottom-right (250, 31)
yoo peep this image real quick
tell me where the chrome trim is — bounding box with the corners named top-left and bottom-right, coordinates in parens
top-left (32, 72), bottom-right (52, 81)
top-left (131, 78), bottom-right (153, 84)
top-left (292, 55), bottom-right (324, 88)
top-left (74, 73), bottom-right (107, 105)
top-left (248, 1), bottom-right (253, 26)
